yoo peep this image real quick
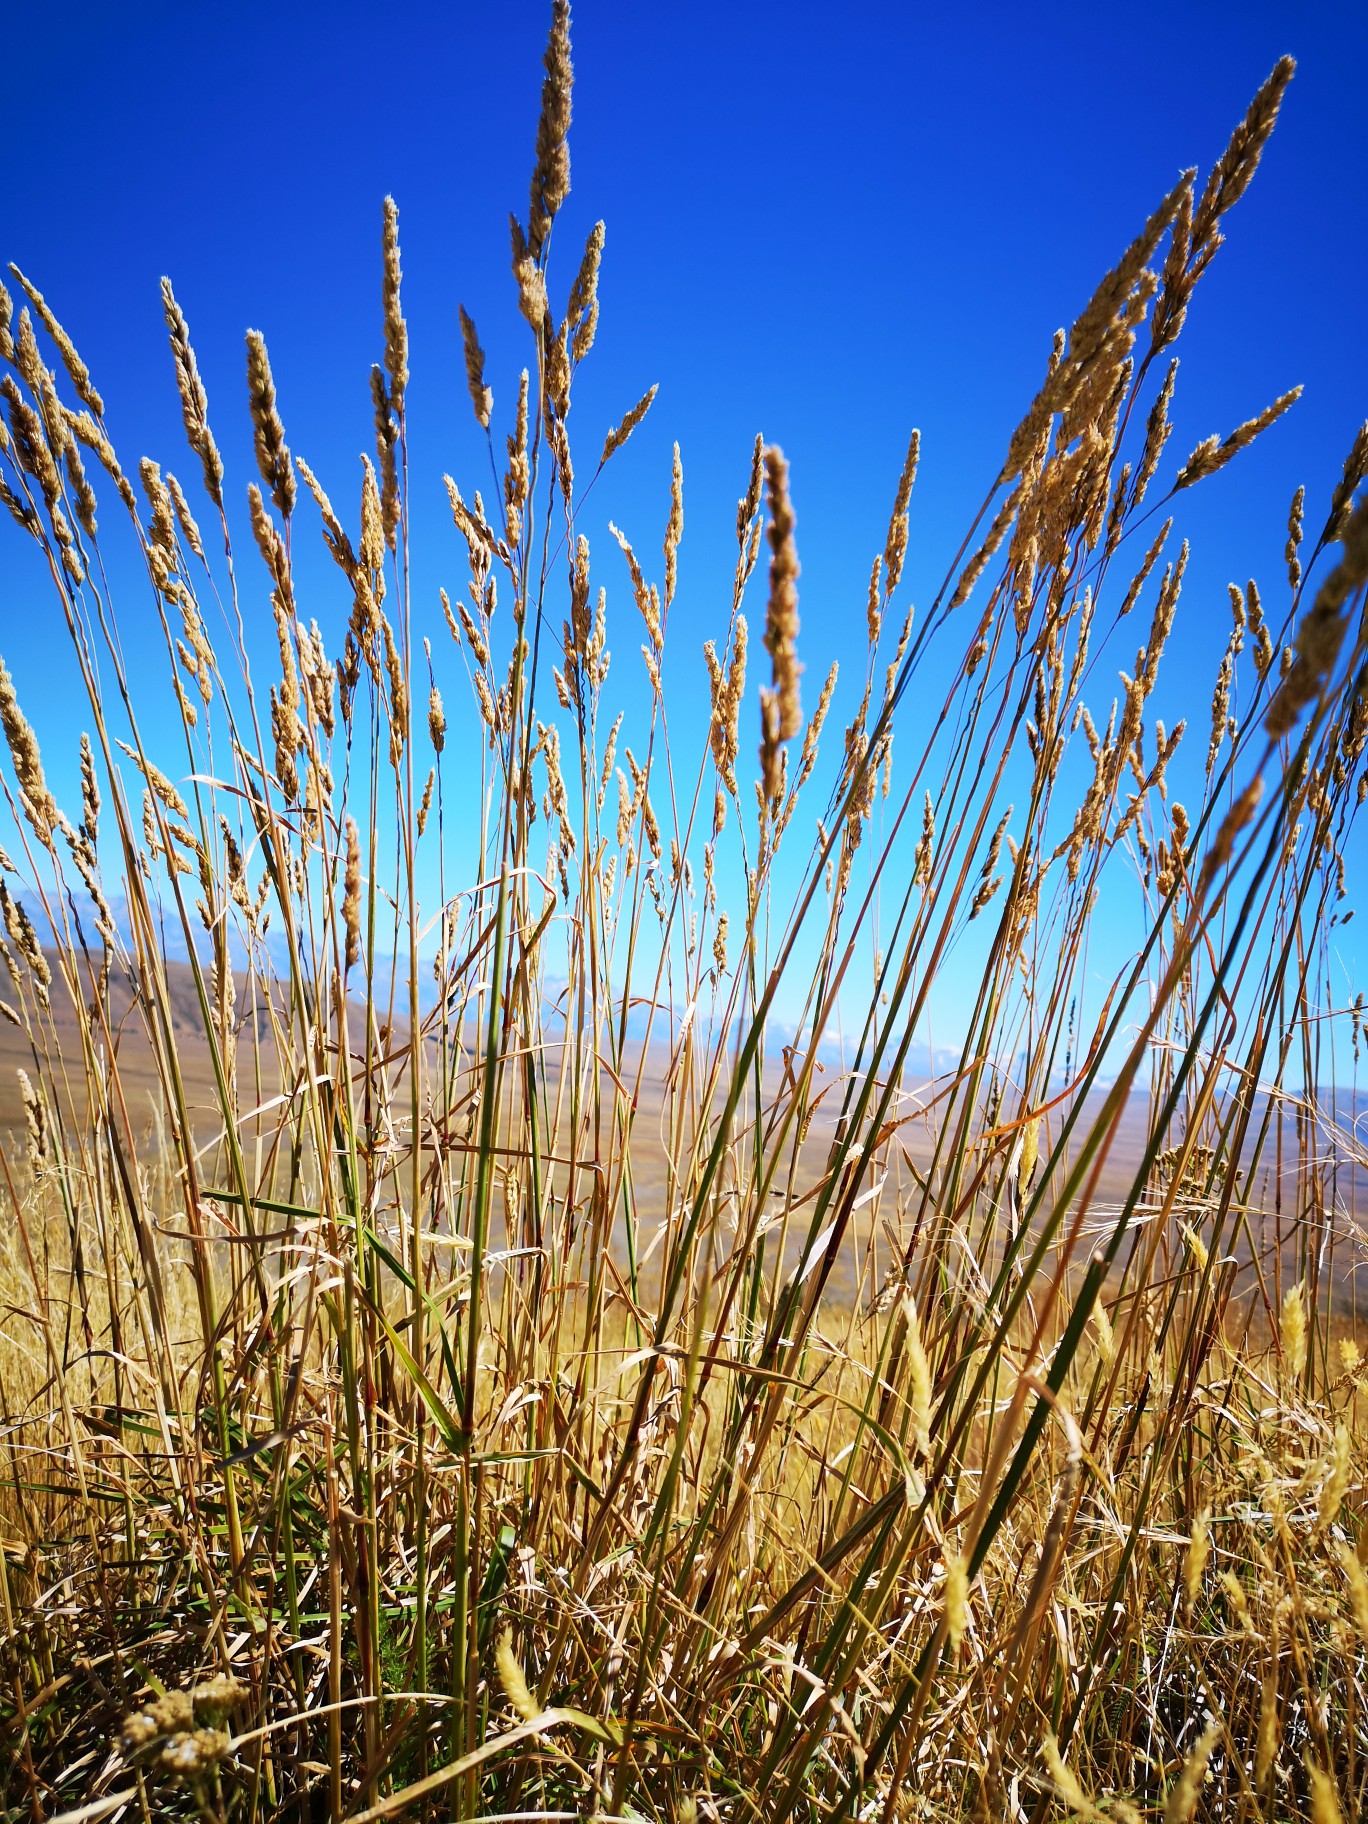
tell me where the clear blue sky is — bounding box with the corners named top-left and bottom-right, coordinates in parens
top-left (3, 0), bottom-right (1365, 1042)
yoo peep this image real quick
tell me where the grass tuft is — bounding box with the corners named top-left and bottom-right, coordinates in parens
top-left (0, 17), bottom-right (1366, 1823)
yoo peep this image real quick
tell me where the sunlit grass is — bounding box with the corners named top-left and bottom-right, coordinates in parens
top-left (0, 13), bottom-right (1366, 1822)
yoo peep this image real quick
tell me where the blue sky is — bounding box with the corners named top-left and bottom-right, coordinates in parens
top-left (2, 0), bottom-right (1365, 1052)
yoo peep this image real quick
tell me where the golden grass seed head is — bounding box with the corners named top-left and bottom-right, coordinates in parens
top-left (1323, 419), bottom-right (1368, 543)
top-left (13, 308), bottom-right (42, 393)
top-left (459, 306), bottom-right (493, 431)
top-left (245, 329), bottom-right (295, 519)
top-left (496, 1627), bottom-right (541, 1722)
top-left (269, 688), bottom-right (299, 802)
top-left (1207, 651), bottom-right (1232, 776)
top-left (717, 617), bottom-right (747, 793)
top-left (602, 383), bottom-right (658, 464)
top-left (665, 442), bottom-right (684, 607)
top-left (549, 410), bottom-right (573, 505)
top-left (1280, 1280), bottom-right (1307, 1381)
top-left (0, 463), bottom-right (39, 539)
top-left (247, 484), bottom-right (293, 623)
top-left (1104, 462), bottom-right (1130, 558)
top-left (0, 276), bottom-right (11, 362)
top-left (428, 685), bottom-right (445, 754)
top-left (441, 587), bottom-right (463, 645)
top-left (18, 1066), bottom-right (46, 1174)
top-left (762, 445), bottom-right (802, 739)
top-left (1198, 773), bottom-right (1262, 890)
top-left (904, 1292), bottom-right (933, 1459)
top-left (970, 806), bottom-right (1011, 918)
top-left (1339, 1541), bottom-right (1368, 1644)
top-left (9, 265), bottom-right (104, 417)
top-left (950, 478), bottom-right (1020, 612)
top-left (161, 279), bottom-right (224, 508)
top-left (457, 600), bottom-right (490, 671)
top-left (65, 404), bottom-right (136, 513)
top-left (1175, 386), bottom-right (1301, 490)
top-left (140, 456), bottom-right (176, 557)
top-left (1306, 1759), bottom-right (1343, 1824)
top-left (1255, 1676), bottom-right (1279, 1789)
top-left (382, 615), bottom-right (407, 766)
top-left (865, 555), bottom-right (884, 647)
top-left (294, 458), bottom-right (355, 582)
top-left (0, 656), bottom-right (57, 844)
top-left (539, 720), bottom-right (569, 825)
top-left (913, 789), bottom-right (935, 886)
top-left (299, 619), bottom-right (334, 735)
top-left (1040, 1732), bottom-right (1091, 1817)
top-left (527, 0), bottom-right (573, 260)
top-left (62, 434), bottom-right (97, 539)
top-left (78, 731), bottom-right (100, 848)
top-left (597, 710), bottom-right (622, 813)
top-left (1150, 175), bottom-right (1194, 353)
top-left (342, 815), bottom-right (361, 972)
top-left (381, 196), bottom-right (408, 421)
top-left (736, 432), bottom-right (764, 550)
top-left (514, 247), bottom-right (549, 332)
top-left (0, 881), bottom-right (51, 997)
top-left (568, 219), bottom-right (605, 361)
top-left (163, 471), bottom-right (203, 562)
top-left (1138, 539), bottom-right (1184, 690)
top-left (359, 454), bottom-right (387, 592)
top-left (1217, 1569), bottom-right (1250, 1628)
top-left (2, 376), bottom-right (62, 513)
top-left (371, 364), bottom-right (400, 549)
top-left (1192, 56), bottom-right (1295, 252)
top-left (609, 521), bottom-right (660, 652)
top-left (1227, 580), bottom-right (1247, 651)
top-left (1018, 1115), bottom-right (1040, 1187)
top-left (758, 688), bottom-right (783, 807)
top-left (1316, 1422), bottom-right (1351, 1532)
top-left (1162, 1721), bottom-right (1220, 1824)
top-left (442, 474), bottom-right (494, 585)
top-left (883, 427), bottom-right (920, 594)
top-left (1068, 175), bottom-right (1188, 380)
top-left (418, 766), bottom-right (435, 835)
top-left (1267, 495), bottom-right (1368, 737)
top-left (1183, 1507), bottom-right (1210, 1613)
top-left (570, 531), bottom-right (593, 656)
top-left (784, 659), bottom-right (838, 814)
top-left (1133, 359), bottom-right (1177, 511)
top-left (1286, 482), bottom-right (1304, 589)
top-left (474, 669), bottom-right (497, 734)
top-left (944, 1552), bottom-right (968, 1654)
top-left (502, 368), bottom-right (530, 548)
top-left (1003, 176), bottom-right (1186, 484)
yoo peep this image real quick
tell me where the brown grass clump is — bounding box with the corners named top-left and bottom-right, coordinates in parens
top-left (0, 13), bottom-right (1366, 1824)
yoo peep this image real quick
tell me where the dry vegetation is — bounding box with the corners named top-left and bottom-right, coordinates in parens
top-left (2, 9), bottom-right (1368, 1821)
